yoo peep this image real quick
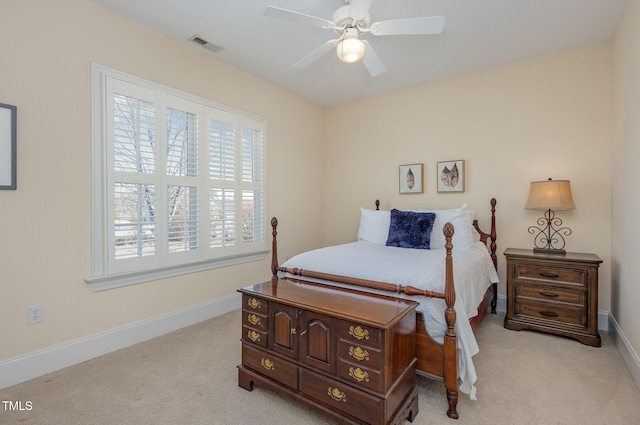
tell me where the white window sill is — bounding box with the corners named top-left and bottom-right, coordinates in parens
top-left (85, 250), bottom-right (269, 291)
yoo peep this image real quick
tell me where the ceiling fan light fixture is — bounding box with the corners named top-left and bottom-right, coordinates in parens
top-left (336, 28), bottom-right (365, 63)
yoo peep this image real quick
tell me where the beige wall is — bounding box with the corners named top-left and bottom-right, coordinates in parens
top-left (324, 43), bottom-right (613, 308)
top-left (613, 0), bottom-right (640, 369)
top-left (0, 0), bottom-right (325, 361)
top-left (0, 0), bottom-right (632, 378)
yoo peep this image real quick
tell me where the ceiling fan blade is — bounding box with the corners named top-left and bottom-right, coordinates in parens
top-left (370, 16), bottom-right (445, 36)
top-left (361, 40), bottom-right (386, 77)
top-left (349, 0), bottom-right (373, 21)
top-left (293, 39), bottom-right (340, 69)
top-left (264, 6), bottom-right (335, 29)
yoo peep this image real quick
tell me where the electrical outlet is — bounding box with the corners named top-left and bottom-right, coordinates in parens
top-left (27, 305), bottom-right (43, 325)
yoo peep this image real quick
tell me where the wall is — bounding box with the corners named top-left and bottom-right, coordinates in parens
top-left (324, 43), bottom-right (613, 311)
top-left (613, 0), bottom-right (640, 386)
top-left (0, 0), bottom-right (324, 364)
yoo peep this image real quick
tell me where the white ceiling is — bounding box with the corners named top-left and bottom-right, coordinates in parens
top-left (91, 0), bottom-right (628, 106)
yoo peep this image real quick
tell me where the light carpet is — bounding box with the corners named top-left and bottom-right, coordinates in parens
top-left (1, 311), bottom-right (639, 425)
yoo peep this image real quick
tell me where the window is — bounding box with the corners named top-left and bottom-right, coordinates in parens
top-left (88, 64), bottom-right (267, 290)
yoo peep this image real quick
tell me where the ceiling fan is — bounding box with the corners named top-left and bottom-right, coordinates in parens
top-left (263, 0), bottom-right (445, 77)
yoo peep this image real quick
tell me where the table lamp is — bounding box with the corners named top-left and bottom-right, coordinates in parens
top-left (525, 178), bottom-right (576, 255)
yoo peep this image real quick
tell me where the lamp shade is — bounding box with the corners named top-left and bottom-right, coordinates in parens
top-left (525, 179), bottom-right (576, 211)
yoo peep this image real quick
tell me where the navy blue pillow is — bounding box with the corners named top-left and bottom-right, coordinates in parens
top-left (386, 209), bottom-right (436, 249)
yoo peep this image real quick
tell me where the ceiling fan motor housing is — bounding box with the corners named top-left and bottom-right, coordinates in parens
top-left (333, 5), bottom-right (370, 34)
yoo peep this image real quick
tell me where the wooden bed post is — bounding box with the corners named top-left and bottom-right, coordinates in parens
top-left (442, 222), bottom-right (459, 419)
top-left (271, 217), bottom-right (279, 277)
top-left (489, 198), bottom-right (498, 314)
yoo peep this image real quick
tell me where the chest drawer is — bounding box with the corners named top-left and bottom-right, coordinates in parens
top-left (299, 368), bottom-right (383, 425)
top-left (243, 311), bottom-right (268, 332)
top-left (338, 339), bottom-right (383, 370)
top-left (243, 294), bottom-right (269, 314)
top-left (242, 343), bottom-right (298, 390)
top-left (243, 326), bottom-right (268, 348)
top-left (338, 360), bottom-right (383, 393)
top-left (516, 283), bottom-right (586, 306)
top-left (515, 263), bottom-right (586, 287)
top-left (339, 320), bottom-right (382, 347)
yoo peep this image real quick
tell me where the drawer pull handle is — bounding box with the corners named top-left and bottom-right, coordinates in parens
top-left (247, 330), bottom-right (261, 342)
top-left (349, 346), bottom-right (370, 362)
top-left (248, 314), bottom-right (261, 326)
top-left (349, 367), bottom-right (369, 383)
top-left (539, 272), bottom-right (560, 278)
top-left (299, 329), bottom-right (308, 336)
top-left (539, 311), bottom-right (559, 317)
top-left (539, 292), bottom-right (559, 298)
top-left (349, 325), bottom-right (370, 341)
top-left (328, 387), bottom-right (347, 402)
top-left (261, 358), bottom-right (275, 371)
top-left (247, 298), bottom-right (262, 309)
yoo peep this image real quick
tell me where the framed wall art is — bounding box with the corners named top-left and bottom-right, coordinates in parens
top-left (437, 160), bottom-right (464, 193)
top-left (0, 103), bottom-right (17, 190)
top-left (399, 163), bottom-right (423, 194)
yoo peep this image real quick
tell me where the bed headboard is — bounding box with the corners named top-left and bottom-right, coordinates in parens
top-left (374, 198), bottom-right (497, 269)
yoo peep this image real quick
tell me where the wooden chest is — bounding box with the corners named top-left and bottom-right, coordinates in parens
top-left (238, 277), bottom-right (419, 425)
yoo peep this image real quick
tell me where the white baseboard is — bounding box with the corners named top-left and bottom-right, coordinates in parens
top-left (608, 313), bottom-right (640, 391)
top-left (0, 293), bottom-right (241, 390)
top-left (494, 295), bottom-right (609, 331)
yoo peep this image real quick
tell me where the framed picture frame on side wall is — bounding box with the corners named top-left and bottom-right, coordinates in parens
top-left (0, 102), bottom-right (17, 190)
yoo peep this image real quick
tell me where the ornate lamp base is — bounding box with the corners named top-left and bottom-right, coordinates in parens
top-left (528, 209), bottom-right (572, 256)
top-left (533, 247), bottom-right (566, 255)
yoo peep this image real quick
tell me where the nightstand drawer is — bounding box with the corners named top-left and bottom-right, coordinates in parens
top-left (516, 301), bottom-right (586, 327)
top-left (516, 284), bottom-right (586, 306)
top-left (515, 263), bottom-right (586, 286)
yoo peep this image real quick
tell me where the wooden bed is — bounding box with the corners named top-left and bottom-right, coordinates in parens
top-left (269, 198), bottom-right (498, 419)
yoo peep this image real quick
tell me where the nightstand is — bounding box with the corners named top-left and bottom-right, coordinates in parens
top-left (503, 248), bottom-right (602, 347)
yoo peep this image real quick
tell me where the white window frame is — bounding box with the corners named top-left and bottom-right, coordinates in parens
top-left (87, 64), bottom-right (268, 291)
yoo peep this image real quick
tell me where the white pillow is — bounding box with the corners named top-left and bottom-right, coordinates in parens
top-left (357, 208), bottom-right (390, 245)
top-left (422, 204), bottom-right (475, 250)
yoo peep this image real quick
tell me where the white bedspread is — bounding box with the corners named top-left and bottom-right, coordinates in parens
top-left (280, 240), bottom-right (499, 399)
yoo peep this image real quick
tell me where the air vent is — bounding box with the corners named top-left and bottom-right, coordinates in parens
top-left (188, 35), bottom-right (224, 54)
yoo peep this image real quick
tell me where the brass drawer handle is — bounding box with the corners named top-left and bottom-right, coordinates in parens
top-left (349, 346), bottom-right (370, 362)
top-left (248, 313), bottom-right (261, 326)
top-left (539, 311), bottom-right (559, 317)
top-left (349, 367), bottom-right (369, 383)
top-left (328, 387), bottom-right (347, 402)
top-left (247, 298), bottom-right (262, 309)
top-left (247, 330), bottom-right (261, 342)
top-left (539, 292), bottom-right (559, 298)
top-left (261, 358), bottom-right (275, 371)
top-left (539, 272), bottom-right (560, 278)
top-left (349, 325), bottom-right (369, 341)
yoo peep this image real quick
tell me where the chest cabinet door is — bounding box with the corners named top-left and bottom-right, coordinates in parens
top-left (299, 310), bottom-right (337, 374)
top-left (270, 302), bottom-right (298, 358)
